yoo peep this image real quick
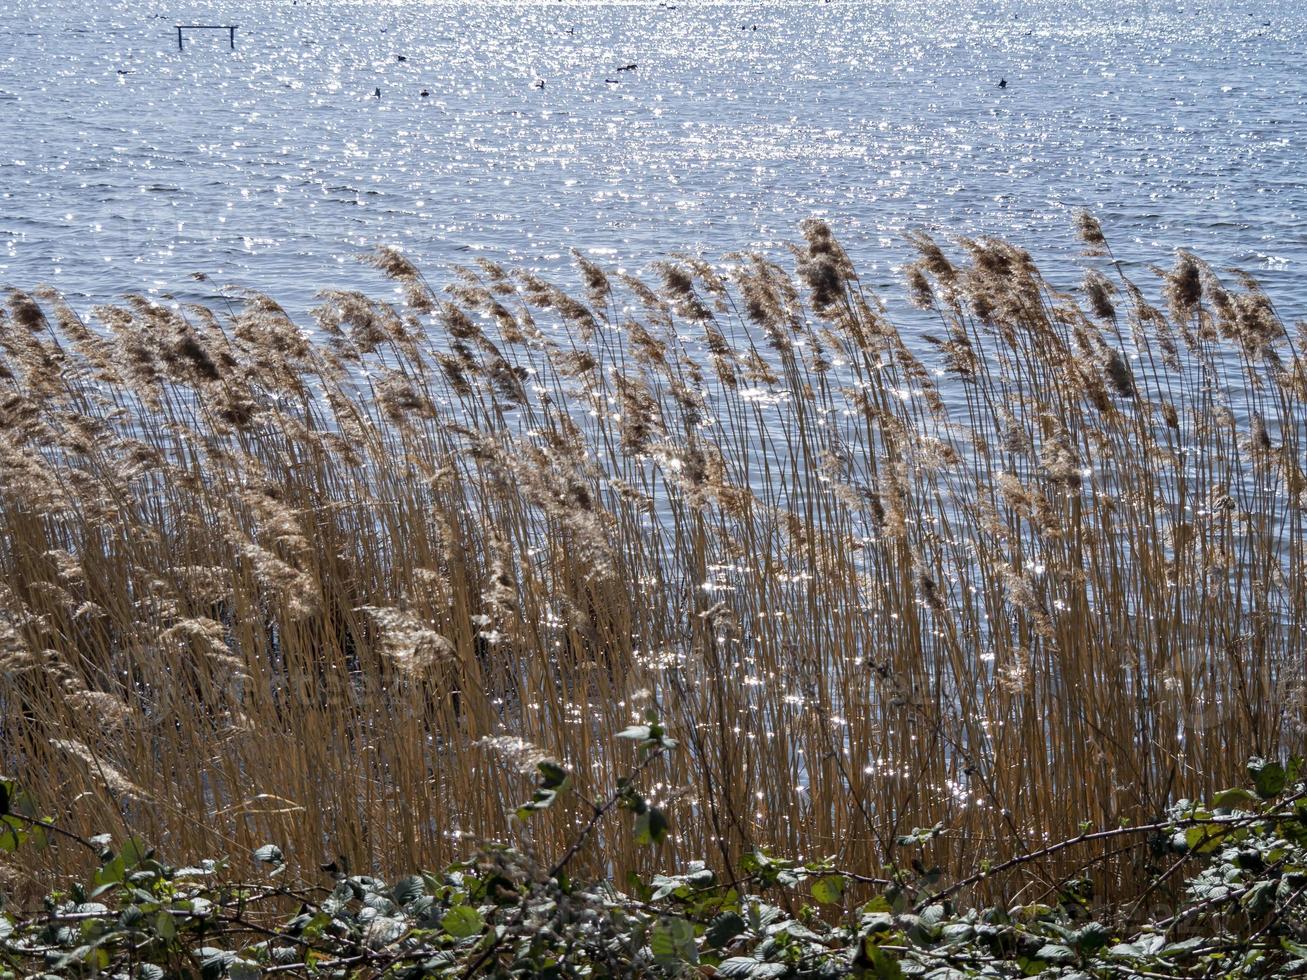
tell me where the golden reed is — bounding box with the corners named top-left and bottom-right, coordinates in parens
top-left (1, 216), bottom-right (1302, 905)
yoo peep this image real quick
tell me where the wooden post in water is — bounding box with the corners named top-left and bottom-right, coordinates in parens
top-left (176, 25), bottom-right (239, 51)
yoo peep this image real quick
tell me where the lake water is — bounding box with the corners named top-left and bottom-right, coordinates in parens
top-left (2, 0), bottom-right (1305, 319)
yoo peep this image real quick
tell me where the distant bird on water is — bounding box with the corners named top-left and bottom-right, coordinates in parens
top-left (420, 89), bottom-right (430, 97)
top-left (617, 63), bottom-right (637, 72)
top-left (374, 87), bottom-right (381, 98)
top-left (998, 78), bottom-right (1007, 89)
top-left (534, 78), bottom-right (545, 90)
top-left (396, 54), bottom-right (407, 62)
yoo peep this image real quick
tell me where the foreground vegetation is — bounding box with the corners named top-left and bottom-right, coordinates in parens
top-left (1, 215), bottom-right (1304, 923)
top-left (1, 730), bottom-right (1305, 977)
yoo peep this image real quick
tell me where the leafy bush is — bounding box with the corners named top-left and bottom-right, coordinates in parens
top-left (3, 728), bottom-right (1305, 978)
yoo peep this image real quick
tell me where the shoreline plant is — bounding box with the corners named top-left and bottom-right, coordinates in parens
top-left (1, 726), bottom-right (1304, 977)
top-left (0, 217), bottom-right (1303, 918)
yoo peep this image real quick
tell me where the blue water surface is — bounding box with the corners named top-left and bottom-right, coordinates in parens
top-left (1, 0), bottom-right (1303, 318)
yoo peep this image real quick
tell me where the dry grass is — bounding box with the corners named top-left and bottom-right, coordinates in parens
top-left (1, 218), bottom-right (1303, 904)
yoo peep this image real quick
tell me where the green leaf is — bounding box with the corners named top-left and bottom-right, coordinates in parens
top-left (1074, 922), bottom-right (1110, 952)
top-left (1242, 879), bottom-right (1276, 917)
top-left (154, 910), bottom-right (176, 941)
top-left (391, 874), bottom-right (426, 906)
top-left (705, 911), bottom-right (745, 949)
top-left (1184, 825), bottom-right (1226, 854)
top-left (1034, 943), bottom-right (1076, 964)
top-left (1211, 787), bottom-right (1259, 811)
top-left (895, 822), bottom-right (944, 847)
top-left (515, 787), bottom-right (560, 820)
top-left (1158, 937), bottom-right (1204, 957)
top-left (811, 874), bottom-right (845, 905)
top-left (861, 943), bottom-right (905, 979)
top-left (635, 806), bottom-right (668, 846)
top-left (363, 914), bottom-right (407, 949)
top-left (121, 836), bottom-right (149, 868)
top-left (1282, 938), bottom-right (1307, 958)
top-left (94, 854), bottom-right (126, 888)
top-left (253, 844), bottom-right (284, 865)
top-left (229, 960), bottom-right (262, 980)
top-left (441, 903), bottom-right (484, 940)
top-left (1248, 758), bottom-right (1287, 799)
top-left (199, 948), bottom-right (234, 980)
top-left (650, 916), bottom-right (698, 967)
top-left (8, 785), bottom-right (38, 819)
top-left (718, 958), bottom-right (766, 977)
top-left (536, 760), bottom-right (570, 790)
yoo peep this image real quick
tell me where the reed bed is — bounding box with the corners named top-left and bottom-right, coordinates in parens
top-left (1, 217), bottom-right (1303, 905)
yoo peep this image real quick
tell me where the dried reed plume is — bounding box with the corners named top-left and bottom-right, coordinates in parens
top-left (1, 221), bottom-right (1303, 909)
